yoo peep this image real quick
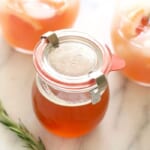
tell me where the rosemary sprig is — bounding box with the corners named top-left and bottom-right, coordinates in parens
top-left (0, 102), bottom-right (46, 150)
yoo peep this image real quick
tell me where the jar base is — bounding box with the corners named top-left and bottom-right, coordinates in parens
top-left (14, 47), bottom-right (33, 55)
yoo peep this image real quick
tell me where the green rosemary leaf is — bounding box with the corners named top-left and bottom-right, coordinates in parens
top-left (0, 102), bottom-right (46, 150)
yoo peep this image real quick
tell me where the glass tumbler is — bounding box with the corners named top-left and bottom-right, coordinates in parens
top-left (111, 0), bottom-right (150, 86)
top-left (0, 0), bottom-right (79, 54)
top-left (32, 29), bottom-right (125, 138)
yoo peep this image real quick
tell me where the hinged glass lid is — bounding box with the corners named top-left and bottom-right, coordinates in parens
top-left (33, 30), bottom-right (110, 91)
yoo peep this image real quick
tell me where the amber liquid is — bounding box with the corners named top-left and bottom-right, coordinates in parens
top-left (0, 0), bottom-right (79, 51)
top-left (32, 83), bottom-right (109, 138)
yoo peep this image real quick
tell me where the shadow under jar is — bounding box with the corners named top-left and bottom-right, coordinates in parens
top-left (32, 30), bottom-right (125, 138)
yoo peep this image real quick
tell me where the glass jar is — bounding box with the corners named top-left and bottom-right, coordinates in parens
top-left (111, 0), bottom-right (150, 86)
top-left (32, 30), bottom-right (125, 138)
top-left (0, 0), bottom-right (79, 54)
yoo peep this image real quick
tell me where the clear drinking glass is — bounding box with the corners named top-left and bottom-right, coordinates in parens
top-left (0, 0), bottom-right (79, 54)
top-left (111, 0), bottom-right (150, 86)
top-left (32, 29), bottom-right (125, 138)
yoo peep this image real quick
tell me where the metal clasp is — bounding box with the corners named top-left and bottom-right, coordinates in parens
top-left (41, 31), bottom-right (59, 48)
top-left (89, 73), bottom-right (108, 104)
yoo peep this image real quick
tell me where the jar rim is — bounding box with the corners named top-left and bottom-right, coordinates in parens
top-left (33, 29), bottom-right (112, 91)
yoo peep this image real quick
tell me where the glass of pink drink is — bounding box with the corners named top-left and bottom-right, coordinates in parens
top-left (111, 0), bottom-right (150, 86)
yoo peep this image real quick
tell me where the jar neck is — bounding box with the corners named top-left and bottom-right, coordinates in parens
top-left (36, 73), bottom-right (108, 105)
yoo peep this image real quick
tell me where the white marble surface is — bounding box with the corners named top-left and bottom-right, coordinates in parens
top-left (0, 0), bottom-right (150, 150)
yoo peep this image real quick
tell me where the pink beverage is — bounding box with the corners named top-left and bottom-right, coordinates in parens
top-left (111, 1), bottom-right (150, 86)
top-left (0, 0), bottom-right (79, 54)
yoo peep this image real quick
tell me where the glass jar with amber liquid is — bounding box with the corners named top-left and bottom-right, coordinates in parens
top-left (32, 30), bottom-right (125, 138)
